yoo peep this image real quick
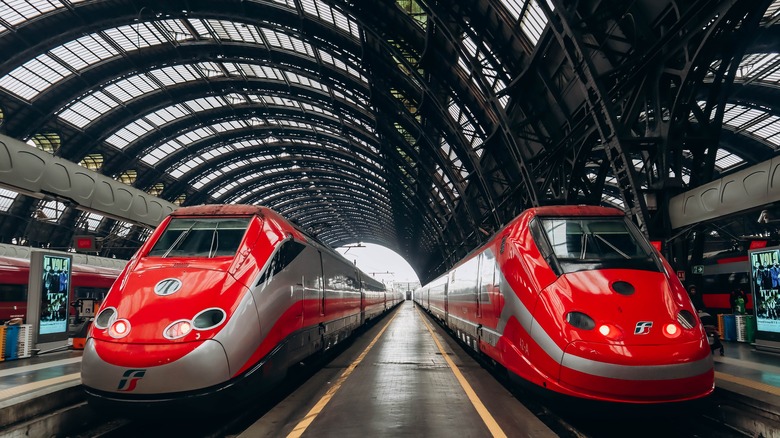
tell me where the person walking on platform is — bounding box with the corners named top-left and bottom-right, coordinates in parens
top-left (688, 285), bottom-right (704, 311)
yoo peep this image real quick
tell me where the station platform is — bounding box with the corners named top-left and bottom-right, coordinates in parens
top-left (1, 302), bottom-right (780, 436)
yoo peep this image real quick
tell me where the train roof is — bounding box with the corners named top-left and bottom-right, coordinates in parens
top-left (170, 204), bottom-right (268, 217)
top-left (529, 205), bottom-right (625, 217)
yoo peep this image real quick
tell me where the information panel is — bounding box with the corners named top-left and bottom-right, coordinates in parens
top-left (26, 250), bottom-right (73, 345)
top-left (39, 254), bottom-right (71, 335)
top-left (748, 246), bottom-right (780, 342)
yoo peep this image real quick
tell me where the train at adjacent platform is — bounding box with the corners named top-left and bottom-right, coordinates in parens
top-left (0, 255), bottom-right (122, 323)
top-left (414, 205), bottom-right (714, 404)
top-left (81, 204), bottom-right (401, 410)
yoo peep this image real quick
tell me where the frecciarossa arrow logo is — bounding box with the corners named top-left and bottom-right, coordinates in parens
top-left (117, 369), bottom-right (146, 391)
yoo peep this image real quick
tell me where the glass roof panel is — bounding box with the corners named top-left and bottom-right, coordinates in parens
top-left (714, 149), bottom-right (745, 171)
top-left (721, 103), bottom-right (780, 148)
top-left (0, 19), bottom-right (192, 100)
top-left (0, 187), bottom-right (17, 212)
top-left (763, 0), bottom-right (780, 25)
top-left (0, 0), bottom-right (89, 32)
top-left (498, 0), bottom-right (552, 46)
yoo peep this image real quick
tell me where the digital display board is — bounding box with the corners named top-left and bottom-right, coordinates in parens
top-left (39, 254), bottom-right (71, 335)
top-left (748, 246), bottom-right (780, 338)
top-left (26, 250), bottom-right (74, 346)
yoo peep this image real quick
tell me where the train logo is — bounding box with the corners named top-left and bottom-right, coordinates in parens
top-left (154, 278), bottom-right (182, 296)
top-left (117, 369), bottom-right (146, 391)
top-left (634, 321), bottom-right (653, 335)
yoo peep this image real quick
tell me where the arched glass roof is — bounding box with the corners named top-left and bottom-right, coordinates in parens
top-left (0, 0), bottom-right (779, 282)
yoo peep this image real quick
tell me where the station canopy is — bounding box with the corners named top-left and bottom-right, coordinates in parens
top-left (0, 1), bottom-right (779, 281)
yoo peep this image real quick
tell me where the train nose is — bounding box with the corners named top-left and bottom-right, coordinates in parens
top-left (558, 340), bottom-right (714, 402)
top-left (81, 338), bottom-right (231, 394)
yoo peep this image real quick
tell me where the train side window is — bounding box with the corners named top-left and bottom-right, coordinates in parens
top-left (0, 284), bottom-right (26, 301)
top-left (257, 240), bottom-right (306, 285)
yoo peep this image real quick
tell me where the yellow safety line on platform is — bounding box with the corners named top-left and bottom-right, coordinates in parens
top-left (415, 307), bottom-right (507, 438)
top-left (715, 371), bottom-right (780, 396)
top-left (286, 310), bottom-right (400, 438)
top-left (0, 373), bottom-right (80, 402)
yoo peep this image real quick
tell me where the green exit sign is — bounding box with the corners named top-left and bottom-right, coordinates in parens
top-left (691, 265), bottom-right (704, 274)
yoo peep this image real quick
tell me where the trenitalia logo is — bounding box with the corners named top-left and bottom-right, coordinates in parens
top-left (117, 369), bottom-right (146, 391)
top-left (634, 321), bottom-right (653, 335)
top-left (154, 278), bottom-right (182, 296)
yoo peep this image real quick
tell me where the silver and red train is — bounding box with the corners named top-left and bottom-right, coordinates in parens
top-left (414, 205), bottom-right (714, 404)
top-left (81, 204), bottom-right (401, 409)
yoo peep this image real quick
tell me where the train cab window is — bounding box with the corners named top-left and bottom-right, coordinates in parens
top-left (535, 217), bottom-right (659, 274)
top-left (147, 218), bottom-right (250, 258)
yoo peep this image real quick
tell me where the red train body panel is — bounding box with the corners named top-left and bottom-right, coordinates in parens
top-left (0, 255), bottom-right (121, 322)
top-left (81, 204), bottom-right (401, 409)
top-left (415, 205), bottom-right (714, 404)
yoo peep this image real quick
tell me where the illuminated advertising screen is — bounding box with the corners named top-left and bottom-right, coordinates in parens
top-left (39, 254), bottom-right (71, 335)
top-left (749, 247), bottom-right (780, 337)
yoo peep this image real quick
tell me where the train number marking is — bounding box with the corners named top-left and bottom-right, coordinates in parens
top-left (634, 321), bottom-right (653, 335)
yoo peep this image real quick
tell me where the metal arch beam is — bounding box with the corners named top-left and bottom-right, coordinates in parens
top-left (166, 143), bottom-right (387, 194)
top-left (211, 166), bottom-right (445, 248)
top-left (271, 193), bottom-right (384, 220)
top-left (340, 1), bottom-right (503, 233)
top-left (256, 187), bottom-right (392, 218)
top-left (0, 0), bottom-right (364, 79)
top-left (541, 0), bottom-right (651, 235)
top-left (201, 163), bottom-right (385, 206)
top-left (142, 112), bottom-right (377, 169)
top-left (57, 67), bottom-right (375, 154)
top-left (12, 45), bottom-right (373, 144)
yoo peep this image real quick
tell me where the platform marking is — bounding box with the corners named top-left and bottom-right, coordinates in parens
top-left (715, 371), bottom-right (780, 396)
top-left (0, 373), bottom-right (80, 402)
top-left (0, 357), bottom-right (82, 378)
top-left (415, 307), bottom-right (507, 438)
top-left (286, 309), bottom-right (401, 438)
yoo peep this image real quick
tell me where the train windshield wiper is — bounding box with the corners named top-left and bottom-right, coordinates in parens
top-left (208, 223), bottom-right (220, 258)
top-left (162, 222), bottom-right (197, 258)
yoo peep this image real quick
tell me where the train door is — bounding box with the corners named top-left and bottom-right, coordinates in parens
top-left (445, 272), bottom-right (452, 322)
top-left (476, 254), bottom-right (483, 320)
top-left (318, 250), bottom-right (325, 316)
top-left (357, 270), bottom-right (365, 325)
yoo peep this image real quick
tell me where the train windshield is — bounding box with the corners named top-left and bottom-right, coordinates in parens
top-left (147, 217), bottom-right (250, 258)
top-left (536, 217), bottom-right (659, 273)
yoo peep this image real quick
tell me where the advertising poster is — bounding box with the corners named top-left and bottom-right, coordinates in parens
top-left (39, 254), bottom-right (71, 335)
top-left (749, 247), bottom-right (780, 337)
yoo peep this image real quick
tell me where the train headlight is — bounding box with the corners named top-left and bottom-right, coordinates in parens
top-left (597, 323), bottom-right (624, 341)
top-left (164, 320), bottom-right (193, 340)
top-left (566, 312), bottom-right (596, 330)
top-left (109, 319), bottom-right (131, 339)
top-left (94, 307), bottom-right (117, 329)
top-left (193, 308), bottom-right (226, 330)
top-left (663, 322), bottom-right (681, 338)
top-left (677, 310), bottom-right (696, 329)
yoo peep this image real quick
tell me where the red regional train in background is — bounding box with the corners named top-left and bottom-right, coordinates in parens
top-left (81, 204), bottom-right (401, 410)
top-left (414, 205), bottom-right (714, 404)
top-left (0, 255), bottom-right (122, 323)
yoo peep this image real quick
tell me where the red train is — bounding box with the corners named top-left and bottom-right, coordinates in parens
top-left (414, 205), bottom-right (714, 404)
top-left (81, 204), bottom-right (401, 410)
top-left (0, 255), bottom-right (122, 323)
